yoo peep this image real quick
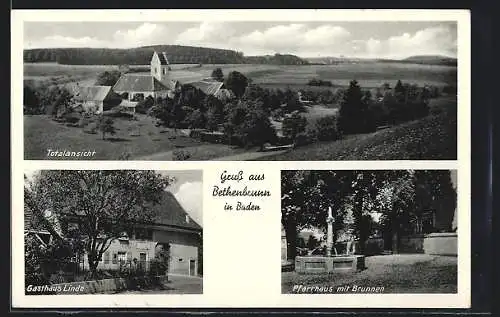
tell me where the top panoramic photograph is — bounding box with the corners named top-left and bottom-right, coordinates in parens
top-left (23, 20), bottom-right (458, 161)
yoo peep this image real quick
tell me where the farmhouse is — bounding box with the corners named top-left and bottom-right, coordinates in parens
top-left (25, 190), bottom-right (203, 277)
top-left (72, 85), bottom-right (113, 114)
top-left (112, 51), bottom-right (227, 101)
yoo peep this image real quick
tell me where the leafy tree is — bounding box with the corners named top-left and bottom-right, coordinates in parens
top-left (315, 115), bottom-right (339, 141)
top-left (337, 80), bottom-right (372, 135)
top-left (394, 80), bottom-right (406, 103)
top-left (24, 84), bottom-right (41, 114)
top-left (211, 68), bottom-right (224, 81)
top-left (39, 86), bottom-right (74, 116)
top-left (98, 116), bottom-right (116, 140)
top-left (24, 170), bottom-right (173, 279)
top-left (235, 104), bottom-right (276, 150)
top-left (282, 112), bottom-right (307, 141)
top-left (185, 109), bottom-right (207, 129)
top-left (149, 97), bottom-right (174, 126)
top-left (95, 70), bottom-right (122, 86)
top-left (225, 71), bottom-right (249, 98)
top-left (136, 95), bottom-right (155, 114)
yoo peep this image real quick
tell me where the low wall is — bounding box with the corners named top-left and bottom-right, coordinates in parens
top-left (26, 275), bottom-right (168, 295)
top-left (295, 255), bottom-right (365, 274)
top-left (423, 232), bottom-right (457, 256)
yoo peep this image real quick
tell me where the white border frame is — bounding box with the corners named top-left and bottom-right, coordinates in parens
top-left (11, 9), bottom-right (470, 308)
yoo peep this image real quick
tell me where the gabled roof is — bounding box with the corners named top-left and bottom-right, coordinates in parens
top-left (189, 79), bottom-right (224, 96)
top-left (113, 74), bottom-right (169, 92)
top-left (156, 51), bottom-right (169, 65)
top-left (74, 86), bottom-right (112, 102)
top-left (151, 191), bottom-right (202, 231)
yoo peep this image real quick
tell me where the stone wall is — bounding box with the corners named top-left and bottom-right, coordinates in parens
top-left (423, 232), bottom-right (457, 255)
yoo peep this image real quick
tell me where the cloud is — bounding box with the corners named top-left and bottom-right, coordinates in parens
top-left (173, 181), bottom-right (203, 227)
top-left (175, 22), bottom-right (233, 45)
top-left (235, 24), bottom-right (351, 55)
top-left (114, 23), bottom-right (170, 47)
top-left (25, 22), bottom-right (172, 49)
top-left (25, 35), bottom-right (109, 49)
top-left (364, 26), bottom-right (457, 58)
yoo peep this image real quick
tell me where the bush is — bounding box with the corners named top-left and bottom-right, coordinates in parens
top-left (63, 112), bottom-right (82, 124)
top-left (103, 109), bottom-right (134, 119)
top-left (308, 78), bottom-right (333, 87)
top-left (149, 259), bottom-right (168, 276)
top-left (136, 96), bottom-right (155, 114)
top-left (294, 132), bottom-right (314, 147)
top-left (172, 149), bottom-right (191, 161)
top-left (315, 115), bottom-right (339, 141)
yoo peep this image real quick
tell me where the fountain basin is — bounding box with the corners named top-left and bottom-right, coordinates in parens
top-left (295, 255), bottom-right (365, 274)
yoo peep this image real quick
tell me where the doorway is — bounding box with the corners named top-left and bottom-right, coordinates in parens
top-left (189, 260), bottom-right (196, 276)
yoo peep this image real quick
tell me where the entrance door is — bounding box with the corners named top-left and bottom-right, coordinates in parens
top-left (189, 260), bottom-right (196, 276)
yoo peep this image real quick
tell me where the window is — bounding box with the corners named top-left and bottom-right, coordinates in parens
top-left (112, 253), bottom-right (117, 264)
top-left (104, 252), bottom-right (110, 264)
top-left (117, 252), bottom-right (127, 263)
top-left (163, 68), bottom-right (167, 75)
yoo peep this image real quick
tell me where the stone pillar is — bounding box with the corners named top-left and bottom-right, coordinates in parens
top-left (326, 206), bottom-right (334, 257)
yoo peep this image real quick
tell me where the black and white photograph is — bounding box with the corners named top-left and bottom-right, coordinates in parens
top-left (23, 20), bottom-right (457, 161)
top-left (24, 169), bottom-right (203, 295)
top-left (281, 169), bottom-right (458, 294)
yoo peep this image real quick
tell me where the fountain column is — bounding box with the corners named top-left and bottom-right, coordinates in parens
top-left (326, 206), bottom-right (334, 257)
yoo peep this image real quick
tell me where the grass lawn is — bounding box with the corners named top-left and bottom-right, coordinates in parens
top-left (282, 254), bottom-right (457, 294)
top-left (24, 114), bottom-right (203, 160)
top-left (24, 113), bottom-right (246, 160)
top-left (260, 96), bottom-right (457, 161)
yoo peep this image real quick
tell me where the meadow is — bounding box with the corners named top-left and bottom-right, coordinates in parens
top-left (24, 62), bottom-right (457, 90)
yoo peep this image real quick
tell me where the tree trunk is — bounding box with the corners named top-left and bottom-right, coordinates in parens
top-left (284, 219), bottom-right (297, 261)
top-left (88, 253), bottom-right (99, 279)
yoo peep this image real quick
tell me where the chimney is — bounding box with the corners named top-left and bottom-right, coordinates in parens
top-left (185, 215), bottom-right (190, 223)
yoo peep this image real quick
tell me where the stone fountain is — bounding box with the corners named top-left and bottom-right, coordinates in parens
top-left (294, 206), bottom-right (366, 274)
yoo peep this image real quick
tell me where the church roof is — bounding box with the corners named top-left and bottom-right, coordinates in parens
top-left (157, 52), bottom-right (169, 65)
top-left (113, 74), bottom-right (169, 92)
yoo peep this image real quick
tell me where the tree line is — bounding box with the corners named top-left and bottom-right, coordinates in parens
top-left (24, 46), bottom-right (309, 65)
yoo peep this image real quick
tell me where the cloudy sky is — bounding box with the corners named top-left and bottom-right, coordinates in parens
top-left (161, 170), bottom-right (203, 227)
top-left (24, 21), bottom-right (457, 59)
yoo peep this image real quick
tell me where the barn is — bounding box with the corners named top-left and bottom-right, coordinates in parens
top-left (73, 85), bottom-right (113, 114)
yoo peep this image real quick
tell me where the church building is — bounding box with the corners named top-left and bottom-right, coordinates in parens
top-left (112, 51), bottom-right (226, 102)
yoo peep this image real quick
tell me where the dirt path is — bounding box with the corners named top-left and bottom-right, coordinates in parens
top-left (210, 149), bottom-right (291, 161)
top-left (134, 147), bottom-right (291, 161)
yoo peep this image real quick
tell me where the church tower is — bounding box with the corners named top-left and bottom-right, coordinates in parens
top-left (150, 51), bottom-right (170, 82)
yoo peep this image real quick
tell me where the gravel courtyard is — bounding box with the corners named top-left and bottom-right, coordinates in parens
top-left (282, 254), bottom-right (457, 294)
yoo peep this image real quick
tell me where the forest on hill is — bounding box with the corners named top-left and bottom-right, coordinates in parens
top-left (23, 45), bottom-right (310, 65)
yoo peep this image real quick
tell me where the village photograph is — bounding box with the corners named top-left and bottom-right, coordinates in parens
top-left (281, 169), bottom-right (458, 294)
top-left (23, 20), bottom-right (457, 161)
top-left (24, 169), bottom-right (203, 294)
